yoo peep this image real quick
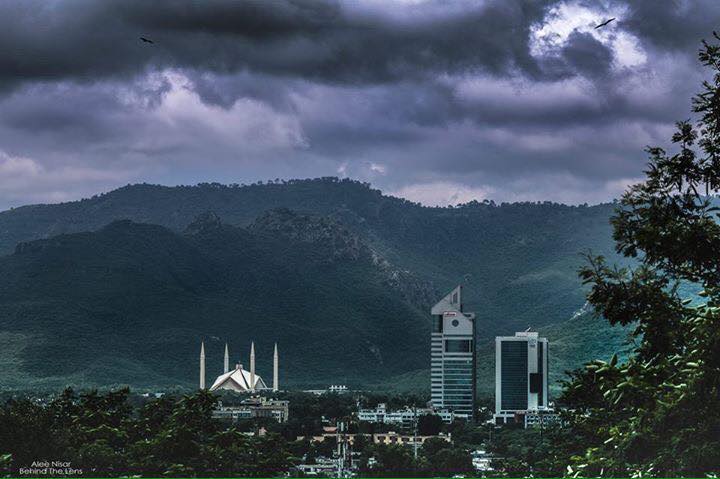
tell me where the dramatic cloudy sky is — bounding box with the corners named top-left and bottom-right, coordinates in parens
top-left (0, 0), bottom-right (717, 209)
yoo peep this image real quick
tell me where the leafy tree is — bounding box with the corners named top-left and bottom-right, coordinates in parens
top-left (0, 389), bottom-right (291, 477)
top-left (557, 33), bottom-right (720, 477)
top-left (0, 398), bottom-right (60, 470)
top-left (421, 438), bottom-right (474, 477)
top-left (417, 414), bottom-right (443, 436)
top-left (489, 426), bottom-right (566, 477)
top-left (364, 444), bottom-right (417, 477)
top-left (421, 437), bottom-right (451, 458)
top-left (427, 447), bottom-right (474, 477)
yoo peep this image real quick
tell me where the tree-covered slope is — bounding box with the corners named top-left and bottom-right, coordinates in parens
top-left (0, 179), bottom-right (620, 335)
top-left (0, 178), bottom-right (628, 391)
top-left (0, 213), bottom-right (429, 390)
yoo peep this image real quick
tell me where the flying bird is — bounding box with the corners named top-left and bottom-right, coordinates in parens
top-left (139, 37), bottom-right (155, 44)
top-left (594, 17), bottom-right (616, 29)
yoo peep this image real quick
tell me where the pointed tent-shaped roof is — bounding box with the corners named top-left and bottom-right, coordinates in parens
top-left (210, 365), bottom-right (268, 392)
top-left (431, 285), bottom-right (463, 315)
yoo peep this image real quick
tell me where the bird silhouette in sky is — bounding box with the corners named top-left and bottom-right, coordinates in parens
top-left (139, 37), bottom-right (155, 44)
top-left (594, 18), bottom-right (616, 29)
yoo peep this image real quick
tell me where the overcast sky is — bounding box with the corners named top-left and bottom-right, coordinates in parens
top-left (0, 0), bottom-right (716, 210)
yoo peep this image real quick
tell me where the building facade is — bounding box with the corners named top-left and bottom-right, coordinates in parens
top-left (357, 403), bottom-right (455, 425)
top-left (296, 430), bottom-right (452, 446)
top-left (494, 331), bottom-right (549, 425)
top-left (213, 397), bottom-right (289, 423)
top-left (203, 341), bottom-right (279, 393)
top-left (430, 286), bottom-right (476, 420)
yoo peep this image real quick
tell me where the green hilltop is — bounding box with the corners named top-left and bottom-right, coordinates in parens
top-left (0, 178), bottom-right (630, 393)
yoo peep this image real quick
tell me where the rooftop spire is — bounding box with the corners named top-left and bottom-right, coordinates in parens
top-left (430, 284), bottom-right (463, 315)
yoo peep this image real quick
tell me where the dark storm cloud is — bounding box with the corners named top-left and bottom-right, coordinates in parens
top-left (621, 0), bottom-right (720, 51)
top-left (561, 31), bottom-right (613, 76)
top-left (0, 0), bottom-right (557, 91)
top-left (185, 71), bottom-right (299, 111)
top-left (0, 0), bottom-right (718, 210)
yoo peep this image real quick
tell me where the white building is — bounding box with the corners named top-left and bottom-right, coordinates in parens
top-left (523, 408), bottom-right (560, 428)
top-left (357, 403), bottom-right (455, 425)
top-left (213, 397), bottom-right (289, 423)
top-left (200, 341), bottom-right (280, 393)
top-left (431, 286), bottom-right (476, 420)
top-left (304, 385), bottom-right (350, 395)
top-left (494, 331), bottom-right (550, 425)
top-left (210, 363), bottom-right (268, 392)
top-left (471, 449), bottom-right (494, 473)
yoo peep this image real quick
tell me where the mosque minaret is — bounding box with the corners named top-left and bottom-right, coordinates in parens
top-left (199, 341), bottom-right (206, 390)
top-left (224, 343), bottom-right (229, 374)
top-left (250, 341), bottom-right (256, 392)
top-left (273, 343), bottom-right (279, 392)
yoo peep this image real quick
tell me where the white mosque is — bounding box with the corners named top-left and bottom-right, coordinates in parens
top-left (199, 341), bottom-right (279, 393)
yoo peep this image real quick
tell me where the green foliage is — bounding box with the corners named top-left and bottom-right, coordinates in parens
top-left (365, 444), bottom-right (418, 477)
top-left (272, 391), bottom-right (357, 440)
top-left (0, 387), bottom-right (481, 477)
top-left (0, 214), bottom-right (429, 390)
top-left (539, 34), bottom-right (720, 478)
top-left (0, 389), bottom-right (291, 477)
top-left (489, 426), bottom-right (570, 477)
top-left (358, 438), bottom-right (474, 477)
top-left (417, 413), bottom-right (443, 436)
top-left (421, 437), bottom-right (475, 476)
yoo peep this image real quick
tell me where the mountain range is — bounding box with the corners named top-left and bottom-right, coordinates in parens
top-left (0, 178), bottom-right (631, 394)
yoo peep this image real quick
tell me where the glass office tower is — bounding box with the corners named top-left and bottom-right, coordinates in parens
top-left (494, 331), bottom-right (549, 424)
top-left (430, 286), bottom-right (476, 420)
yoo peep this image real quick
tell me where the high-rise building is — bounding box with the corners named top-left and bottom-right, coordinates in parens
top-left (430, 285), bottom-right (476, 420)
top-left (494, 331), bottom-right (549, 425)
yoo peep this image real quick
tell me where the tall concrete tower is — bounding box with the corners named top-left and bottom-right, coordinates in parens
top-left (199, 341), bottom-right (206, 390)
top-left (250, 341), bottom-right (256, 392)
top-left (224, 343), bottom-right (229, 374)
top-left (430, 286), bottom-right (476, 421)
top-left (273, 343), bottom-right (279, 392)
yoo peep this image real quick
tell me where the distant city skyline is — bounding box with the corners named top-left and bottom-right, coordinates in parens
top-left (0, 0), bottom-right (717, 210)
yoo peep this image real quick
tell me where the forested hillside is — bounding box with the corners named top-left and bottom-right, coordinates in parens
top-left (0, 178), bottom-right (628, 391)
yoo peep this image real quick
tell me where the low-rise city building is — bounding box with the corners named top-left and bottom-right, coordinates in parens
top-left (304, 385), bottom-right (351, 395)
top-left (372, 431), bottom-right (452, 446)
top-left (522, 408), bottom-right (560, 428)
top-left (292, 458), bottom-right (339, 477)
top-left (296, 430), bottom-right (452, 446)
top-left (297, 428), bottom-right (452, 446)
top-left (356, 402), bottom-right (455, 425)
top-left (212, 396), bottom-right (289, 423)
top-left (471, 449), bottom-right (494, 473)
